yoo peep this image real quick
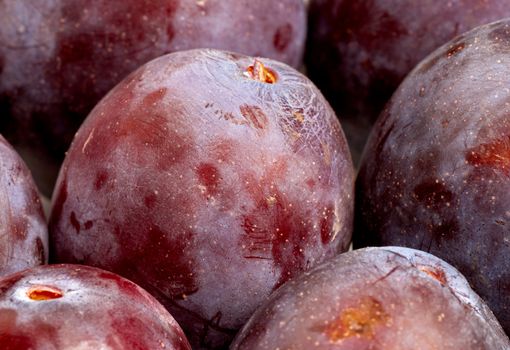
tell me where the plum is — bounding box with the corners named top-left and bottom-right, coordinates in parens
top-left (48, 48), bottom-right (354, 349)
top-left (0, 264), bottom-right (191, 349)
top-left (355, 19), bottom-right (510, 334)
top-left (0, 0), bottom-right (306, 195)
top-left (0, 134), bottom-right (47, 277)
top-left (231, 247), bottom-right (510, 349)
top-left (306, 0), bottom-right (510, 162)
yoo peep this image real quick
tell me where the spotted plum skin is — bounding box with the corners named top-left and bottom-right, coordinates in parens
top-left (0, 0), bottom-right (306, 195)
top-left (231, 247), bottom-right (510, 349)
top-left (355, 20), bottom-right (510, 335)
top-left (0, 135), bottom-right (47, 277)
top-left (306, 0), bottom-right (510, 162)
top-left (0, 264), bottom-right (191, 349)
top-left (48, 49), bottom-right (354, 349)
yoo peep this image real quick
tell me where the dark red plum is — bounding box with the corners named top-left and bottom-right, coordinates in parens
top-left (355, 19), bottom-right (510, 334)
top-left (306, 0), bottom-right (510, 161)
top-left (0, 0), bottom-right (306, 195)
top-left (231, 247), bottom-right (510, 349)
top-left (0, 264), bottom-right (191, 349)
top-left (49, 49), bottom-right (354, 349)
top-left (0, 134), bottom-right (47, 277)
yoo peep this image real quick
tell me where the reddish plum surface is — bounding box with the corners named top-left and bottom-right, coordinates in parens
top-left (306, 0), bottom-right (510, 161)
top-left (0, 264), bottom-right (191, 349)
top-left (0, 134), bottom-right (47, 277)
top-left (49, 49), bottom-right (354, 349)
top-left (355, 19), bottom-right (510, 334)
top-left (0, 0), bottom-right (306, 195)
top-left (231, 247), bottom-right (510, 349)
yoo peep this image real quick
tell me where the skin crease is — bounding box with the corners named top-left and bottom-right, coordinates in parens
top-left (0, 0), bottom-right (306, 195)
top-left (355, 19), bottom-right (510, 336)
top-left (0, 135), bottom-right (47, 277)
top-left (306, 0), bottom-right (510, 163)
top-left (49, 49), bottom-right (354, 349)
top-left (0, 264), bottom-right (191, 349)
top-left (231, 247), bottom-right (510, 349)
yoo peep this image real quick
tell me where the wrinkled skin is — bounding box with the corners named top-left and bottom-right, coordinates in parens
top-left (0, 264), bottom-right (191, 349)
top-left (0, 0), bottom-right (306, 195)
top-left (0, 135), bottom-right (47, 277)
top-left (232, 247), bottom-right (510, 349)
top-left (355, 19), bottom-right (510, 335)
top-left (306, 0), bottom-right (510, 162)
top-left (49, 49), bottom-right (354, 349)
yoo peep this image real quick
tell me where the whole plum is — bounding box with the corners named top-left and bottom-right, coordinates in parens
top-left (231, 247), bottom-right (510, 349)
top-left (49, 49), bottom-right (354, 349)
top-left (0, 0), bottom-right (306, 195)
top-left (306, 0), bottom-right (510, 161)
top-left (0, 264), bottom-right (191, 349)
top-left (355, 19), bottom-right (510, 334)
top-left (0, 134), bottom-right (47, 277)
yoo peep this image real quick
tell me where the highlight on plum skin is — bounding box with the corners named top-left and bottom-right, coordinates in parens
top-left (0, 135), bottom-right (47, 278)
top-left (49, 48), bottom-right (355, 349)
top-left (355, 19), bottom-right (510, 335)
top-left (231, 247), bottom-right (510, 349)
top-left (0, 264), bottom-right (191, 349)
top-left (0, 0), bottom-right (306, 195)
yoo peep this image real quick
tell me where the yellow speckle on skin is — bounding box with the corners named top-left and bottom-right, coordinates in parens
top-left (293, 111), bottom-right (305, 123)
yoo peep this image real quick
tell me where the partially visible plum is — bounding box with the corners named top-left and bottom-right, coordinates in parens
top-left (48, 49), bottom-right (354, 349)
top-left (355, 19), bottom-right (510, 334)
top-left (0, 264), bottom-right (191, 349)
top-left (0, 0), bottom-right (306, 195)
top-left (306, 0), bottom-right (510, 161)
top-left (0, 134), bottom-right (47, 277)
top-left (231, 247), bottom-right (510, 349)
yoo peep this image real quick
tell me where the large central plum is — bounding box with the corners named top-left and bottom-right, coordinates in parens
top-left (0, 0), bottom-right (306, 194)
top-left (49, 49), bottom-right (354, 349)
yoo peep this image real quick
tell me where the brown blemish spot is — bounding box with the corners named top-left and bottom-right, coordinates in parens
top-left (245, 60), bottom-right (277, 84)
top-left (318, 297), bottom-right (390, 342)
top-left (94, 170), bottom-right (109, 191)
top-left (70, 211), bottom-right (80, 234)
top-left (418, 266), bottom-right (447, 285)
top-left (273, 24), bottom-right (293, 52)
top-left (320, 205), bottom-right (335, 244)
top-left (142, 88), bottom-right (167, 106)
top-left (240, 105), bottom-right (269, 131)
top-left (466, 136), bottom-right (510, 173)
top-left (144, 192), bottom-right (157, 209)
top-left (27, 285), bottom-right (63, 301)
top-left (197, 163), bottom-right (220, 196)
top-left (413, 181), bottom-right (453, 209)
top-left (84, 221), bottom-right (94, 230)
top-left (446, 42), bottom-right (465, 58)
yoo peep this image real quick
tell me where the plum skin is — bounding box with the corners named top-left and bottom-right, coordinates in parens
top-left (231, 247), bottom-right (509, 349)
top-left (355, 19), bottom-right (510, 335)
top-left (0, 0), bottom-right (306, 195)
top-left (0, 264), bottom-right (191, 349)
top-left (306, 0), bottom-right (510, 161)
top-left (0, 134), bottom-right (47, 277)
top-left (48, 49), bottom-right (354, 349)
